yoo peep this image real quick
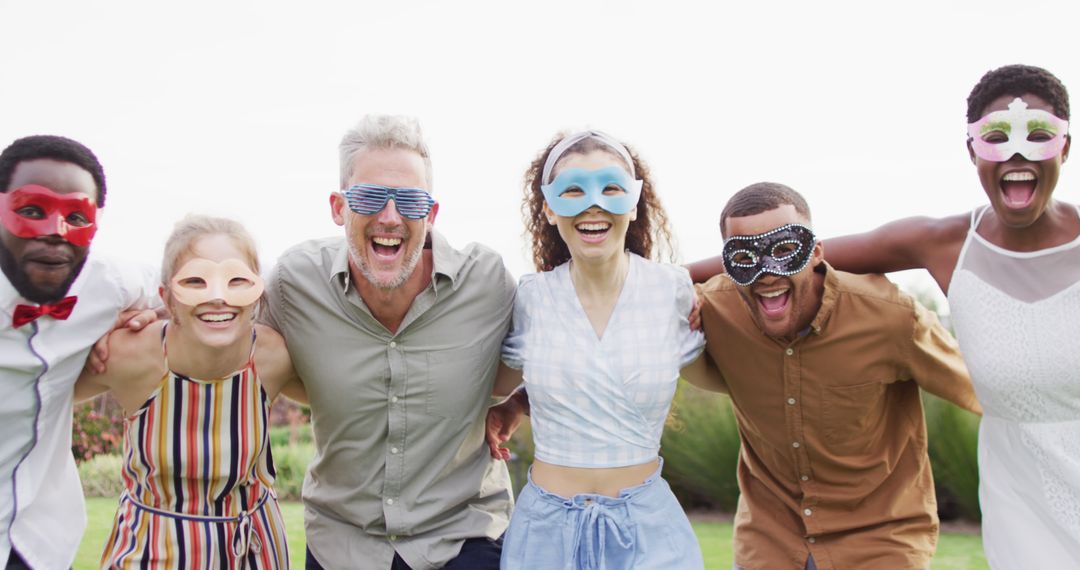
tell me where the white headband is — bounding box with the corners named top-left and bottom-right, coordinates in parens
top-left (541, 130), bottom-right (637, 184)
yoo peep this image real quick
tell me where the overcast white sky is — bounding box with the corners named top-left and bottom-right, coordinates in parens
top-left (3, 0), bottom-right (1077, 311)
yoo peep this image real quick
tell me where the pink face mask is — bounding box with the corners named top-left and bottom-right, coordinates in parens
top-left (0, 184), bottom-right (98, 246)
top-left (170, 258), bottom-right (264, 307)
top-left (968, 97), bottom-right (1070, 162)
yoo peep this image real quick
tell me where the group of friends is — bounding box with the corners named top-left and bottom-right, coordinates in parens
top-left (0, 63), bottom-right (1076, 570)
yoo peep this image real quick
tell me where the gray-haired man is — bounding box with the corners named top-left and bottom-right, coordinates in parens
top-left (263, 115), bottom-right (515, 569)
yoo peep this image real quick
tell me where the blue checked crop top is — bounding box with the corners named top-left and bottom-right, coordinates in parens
top-left (501, 253), bottom-right (705, 468)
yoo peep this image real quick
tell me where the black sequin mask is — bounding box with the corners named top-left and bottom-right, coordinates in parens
top-left (722, 223), bottom-right (816, 286)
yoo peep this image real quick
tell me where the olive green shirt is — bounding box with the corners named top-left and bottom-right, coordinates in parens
top-left (263, 230), bottom-right (515, 570)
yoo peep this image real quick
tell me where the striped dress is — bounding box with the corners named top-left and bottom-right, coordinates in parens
top-left (101, 327), bottom-right (289, 569)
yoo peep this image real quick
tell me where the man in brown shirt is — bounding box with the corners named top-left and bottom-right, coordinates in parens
top-left (682, 182), bottom-right (980, 570)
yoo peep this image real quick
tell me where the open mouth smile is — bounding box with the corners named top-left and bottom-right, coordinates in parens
top-left (575, 221), bottom-right (612, 244)
top-left (999, 169), bottom-right (1038, 209)
top-left (370, 235), bottom-right (405, 260)
top-left (755, 287), bottom-right (790, 317)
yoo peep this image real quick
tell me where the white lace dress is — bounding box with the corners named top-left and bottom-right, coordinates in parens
top-left (947, 204), bottom-right (1080, 568)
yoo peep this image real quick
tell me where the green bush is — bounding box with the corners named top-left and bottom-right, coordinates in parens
top-left (79, 453), bottom-right (125, 498)
top-left (272, 442), bottom-right (315, 500)
top-left (661, 385), bottom-right (742, 510)
top-left (923, 393), bottom-right (981, 521)
top-left (269, 424), bottom-right (314, 449)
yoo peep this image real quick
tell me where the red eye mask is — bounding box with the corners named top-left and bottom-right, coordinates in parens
top-left (0, 184), bottom-right (98, 246)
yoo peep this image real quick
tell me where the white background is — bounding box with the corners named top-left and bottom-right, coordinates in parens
top-left (3, 0), bottom-right (1077, 310)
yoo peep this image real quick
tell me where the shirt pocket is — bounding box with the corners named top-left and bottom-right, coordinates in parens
top-left (821, 381), bottom-right (888, 455)
top-left (424, 341), bottom-right (491, 420)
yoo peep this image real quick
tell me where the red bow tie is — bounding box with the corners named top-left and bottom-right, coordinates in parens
top-left (12, 296), bottom-right (78, 328)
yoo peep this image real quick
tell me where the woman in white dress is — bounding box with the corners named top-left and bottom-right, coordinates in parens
top-left (811, 64), bottom-right (1080, 567)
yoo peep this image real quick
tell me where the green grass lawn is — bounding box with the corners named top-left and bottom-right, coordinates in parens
top-left (79, 498), bottom-right (987, 569)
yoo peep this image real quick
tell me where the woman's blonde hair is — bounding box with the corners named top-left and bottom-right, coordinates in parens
top-left (160, 214), bottom-right (260, 286)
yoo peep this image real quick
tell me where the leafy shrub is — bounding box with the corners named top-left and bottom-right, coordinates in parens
top-left (79, 453), bottom-right (125, 497)
top-left (661, 385), bottom-right (742, 510)
top-left (272, 442), bottom-right (315, 500)
top-left (923, 393), bottom-right (981, 521)
top-left (72, 396), bottom-right (125, 463)
top-left (269, 424), bottom-right (313, 450)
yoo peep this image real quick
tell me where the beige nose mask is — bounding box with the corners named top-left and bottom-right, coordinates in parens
top-left (170, 258), bottom-right (264, 307)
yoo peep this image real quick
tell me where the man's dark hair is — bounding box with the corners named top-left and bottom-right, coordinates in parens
top-left (720, 182), bottom-right (812, 237)
top-left (0, 135), bottom-right (107, 206)
top-left (967, 64), bottom-right (1070, 122)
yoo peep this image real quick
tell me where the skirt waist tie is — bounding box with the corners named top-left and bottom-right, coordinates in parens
top-left (569, 500), bottom-right (635, 570)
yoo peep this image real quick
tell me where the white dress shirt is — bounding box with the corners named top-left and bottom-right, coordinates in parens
top-left (0, 252), bottom-right (156, 570)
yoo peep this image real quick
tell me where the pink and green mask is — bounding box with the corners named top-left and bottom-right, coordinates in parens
top-left (968, 97), bottom-right (1069, 162)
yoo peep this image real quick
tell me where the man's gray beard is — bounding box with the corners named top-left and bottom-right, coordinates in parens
top-left (349, 232), bottom-right (426, 291)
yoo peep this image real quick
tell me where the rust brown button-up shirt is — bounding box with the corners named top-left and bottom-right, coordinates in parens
top-left (695, 264), bottom-right (979, 570)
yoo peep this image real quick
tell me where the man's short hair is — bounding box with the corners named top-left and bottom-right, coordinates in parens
top-left (720, 182), bottom-right (812, 238)
top-left (967, 64), bottom-right (1070, 122)
top-left (339, 114), bottom-right (433, 190)
top-left (0, 135), bottom-right (107, 206)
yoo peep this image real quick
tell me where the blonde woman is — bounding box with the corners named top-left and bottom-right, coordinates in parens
top-left (77, 215), bottom-right (304, 568)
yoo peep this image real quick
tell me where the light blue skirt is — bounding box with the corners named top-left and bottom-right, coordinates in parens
top-left (501, 459), bottom-right (704, 569)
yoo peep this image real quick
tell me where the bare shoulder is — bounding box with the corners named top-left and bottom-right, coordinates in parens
top-left (918, 213), bottom-right (970, 244)
top-left (866, 213), bottom-right (970, 248)
top-left (255, 323), bottom-right (287, 351)
top-left (254, 324), bottom-right (294, 388)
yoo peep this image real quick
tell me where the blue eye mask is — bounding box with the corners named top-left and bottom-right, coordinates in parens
top-left (540, 166), bottom-right (643, 217)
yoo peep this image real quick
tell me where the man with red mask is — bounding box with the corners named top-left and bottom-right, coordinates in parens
top-left (0, 135), bottom-right (157, 570)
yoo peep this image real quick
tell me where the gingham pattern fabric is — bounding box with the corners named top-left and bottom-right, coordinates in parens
top-left (503, 253), bottom-right (704, 468)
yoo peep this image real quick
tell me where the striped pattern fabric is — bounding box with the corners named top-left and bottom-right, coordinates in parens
top-left (100, 345), bottom-right (289, 569)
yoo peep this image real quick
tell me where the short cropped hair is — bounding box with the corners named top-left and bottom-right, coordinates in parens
top-left (967, 64), bottom-right (1070, 122)
top-left (339, 114), bottom-right (433, 190)
top-left (720, 182), bottom-right (812, 238)
top-left (0, 135), bottom-right (107, 206)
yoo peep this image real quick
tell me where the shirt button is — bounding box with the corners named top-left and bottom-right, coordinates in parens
top-left (792, 442), bottom-right (801, 448)
top-left (801, 475), bottom-right (809, 481)
top-left (785, 348), bottom-right (794, 356)
top-left (808, 537), bottom-right (816, 544)
top-left (389, 341), bottom-right (397, 348)
top-left (386, 498), bottom-right (394, 505)
top-left (391, 395), bottom-right (399, 403)
top-left (389, 535), bottom-right (397, 541)
top-left (391, 447), bottom-right (399, 454)
top-left (787, 398), bottom-right (796, 405)
top-left (804, 508), bottom-right (813, 516)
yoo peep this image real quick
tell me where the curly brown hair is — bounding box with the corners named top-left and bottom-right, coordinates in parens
top-left (522, 132), bottom-right (676, 271)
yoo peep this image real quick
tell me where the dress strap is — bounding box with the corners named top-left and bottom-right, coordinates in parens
top-left (948, 207), bottom-right (987, 299)
top-left (247, 327), bottom-right (258, 365)
top-left (160, 322), bottom-right (171, 370)
top-left (970, 204), bottom-right (990, 229)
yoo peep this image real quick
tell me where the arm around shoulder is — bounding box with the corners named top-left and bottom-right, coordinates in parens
top-left (76, 321), bottom-right (165, 403)
top-left (679, 351), bottom-right (729, 394)
top-left (824, 214), bottom-right (969, 278)
top-left (906, 300), bottom-right (982, 415)
top-left (253, 324), bottom-right (306, 403)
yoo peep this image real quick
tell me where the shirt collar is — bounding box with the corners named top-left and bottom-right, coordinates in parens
top-left (329, 228), bottom-right (467, 294)
top-left (807, 261), bottom-right (840, 335)
top-left (0, 270), bottom-right (21, 321)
